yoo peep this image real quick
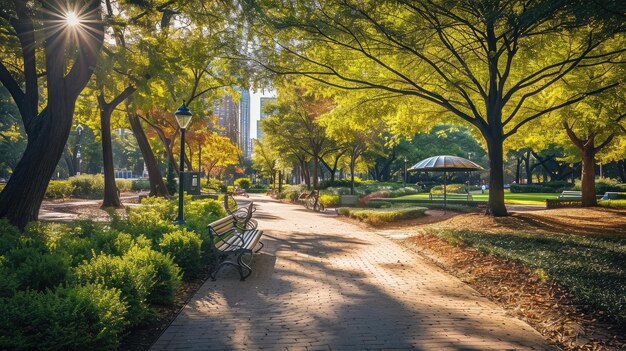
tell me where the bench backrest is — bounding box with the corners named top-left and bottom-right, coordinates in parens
top-left (561, 191), bottom-right (582, 195)
top-left (208, 216), bottom-right (236, 236)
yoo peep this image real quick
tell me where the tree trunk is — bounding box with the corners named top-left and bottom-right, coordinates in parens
top-left (485, 136), bottom-right (508, 216)
top-left (515, 156), bottom-right (521, 184)
top-left (312, 156), bottom-right (319, 188)
top-left (524, 150), bottom-right (533, 184)
top-left (0, 110), bottom-right (73, 229)
top-left (128, 113), bottom-right (169, 197)
top-left (618, 160), bottom-right (626, 183)
top-left (64, 153), bottom-right (76, 176)
top-left (100, 107), bottom-right (123, 209)
top-left (0, 0), bottom-right (103, 229)
top-left (580, 147), bottom-right (597, 207)
top-left (350, 156), bottom-right (356, 195)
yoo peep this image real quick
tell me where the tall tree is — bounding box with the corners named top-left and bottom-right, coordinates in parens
top-left (247, 0), bottom-right (625, 215)
top-left (0, 0), bottom-right (104, 229)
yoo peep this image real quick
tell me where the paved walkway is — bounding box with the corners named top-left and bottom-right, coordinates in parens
top-left (152, 194), bottom-right (551, 351)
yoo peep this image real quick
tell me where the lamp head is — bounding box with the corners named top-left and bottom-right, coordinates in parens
top-left (174, 102), bottom-right (192, 129)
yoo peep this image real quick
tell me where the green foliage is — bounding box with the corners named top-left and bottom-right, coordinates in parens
top-left (431, 184), bottom-right (468, 194)
top-left (183, 197), bottom-right (225, 235)
top-left (0, 284), bottom-right (128, 351)
top-left (249, 183), bottom-right (268, 190)
top-left (116, 196), bottom-right (176, 240)
top-left (131, 179), bottom-right (151, 191)
top-left (511, 181), bottom-right (574, 193)
top-left (72, 251), bottom-right (156, 326)
top-left (45, 180), bottom-right (74, 200)
top-left (202, 178), bottom-right (224, 192)
top-left (573, 177), bottom-right (626, 194)
top-left (123, 246), bottom-right (181, 306)
top-left (159, 229), bottom-right (203, 279)
top-left (318, 194), bottom-right (340, 207)
top-left (599, 200), bottom-right (626, 209)
top-left (115, 179), bottom-right (133, 192)
top-left (234, 177), bottom-right (251, 189)
top-left (166, 162), bottom-right (177, 195)
top-left (338, 207), bottom-right (427, 226)
top-left (426, 228), bottom-right (626, 326)
top-left (69, 174), bottom-right (105, 199)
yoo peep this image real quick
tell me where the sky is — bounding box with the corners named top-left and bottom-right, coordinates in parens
top-left (249, 89), bottom-right (277, 139)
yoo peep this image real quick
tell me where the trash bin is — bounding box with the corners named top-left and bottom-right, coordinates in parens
top-left (184, 172), bottom-right (201, 195)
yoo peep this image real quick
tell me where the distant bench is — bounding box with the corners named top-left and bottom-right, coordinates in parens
top-left (429, 193), bottom-right (473, 201)
top-left (558, 190), bottom-right (582, 199)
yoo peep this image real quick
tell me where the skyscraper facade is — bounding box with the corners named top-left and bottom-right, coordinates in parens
top-left (237, 88), bottom-right (251, 159)
top-left (214, 94), bottom-right (239, 145)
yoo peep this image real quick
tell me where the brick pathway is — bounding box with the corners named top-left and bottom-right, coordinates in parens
top-left (152, 194), bottom-right (551, 351)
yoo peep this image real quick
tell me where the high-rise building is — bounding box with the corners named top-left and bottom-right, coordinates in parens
top-left (214, 94), bottom-right (239, 145)
top-left (257, 97), bottom-right (277, 140)
top-left (237, 87), bottom-right (251, 159)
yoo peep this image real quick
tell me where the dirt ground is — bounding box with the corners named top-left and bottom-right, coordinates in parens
top-left (375, 207), bottom-right (626, 350)
top-left (421, 207), bottom-right (626, 236)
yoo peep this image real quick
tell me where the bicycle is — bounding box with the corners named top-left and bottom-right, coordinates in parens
top-left (304, 190), bottom-right (325, 212)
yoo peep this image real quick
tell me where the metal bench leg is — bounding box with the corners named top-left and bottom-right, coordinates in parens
top-left (237, 251), bottom-right (253, 281)
top-left (254, 241), bottom-right (264, 253)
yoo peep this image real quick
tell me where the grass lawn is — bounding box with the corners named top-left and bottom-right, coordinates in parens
top-left (423, 226), bottom-right (626, 326)
top-left (398, 190), bottom-right (557, 205)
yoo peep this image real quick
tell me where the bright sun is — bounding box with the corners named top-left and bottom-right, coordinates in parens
top-left (66, 11), bottom-right (80, 26)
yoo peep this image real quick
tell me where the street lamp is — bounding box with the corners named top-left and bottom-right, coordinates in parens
top-left (174, 101), bottom-right (192, 225)
top-left (76, 150), bottom-right (81, 176)
top-left (403, 157), bottom-right (407, 187)
top-left (75, 125), bottom-right (83, 175)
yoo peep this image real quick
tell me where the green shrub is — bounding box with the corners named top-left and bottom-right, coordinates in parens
top-left (338, 207), bottom-right (427, 226)
top-left (511, 181), bottom-right (574, 193)
top-left (124, 246), bottom-right (181, 306)
top-left (115, 179), bottom-right (132, 192)
top-left (131, 179), bottom-right (151, 191)
top-left (166, 163), bottom-right (177, 195)
top-left (72, 252), bottom-right (156, 326)
top-left (0, 219), bottom-right (21, 255)
top-left (118, 196), bottom-right (176, 240)
top-left (249, 183), bottom-right (268, 190)
top-left (159, 229), bottom-right (203, 279)
top-left (573, 177), bottom-right (626, 194)
top-left (318, 194), bottom-right (340, 207)
top-left (203, 178), bottom-right (224, 192)
top-left (69, 174), bottom-right (105, 199)
top-left (431, 183), bottom-right (468, 194)
top-left (234, 177), bottom-right (251, 189)
top-left (6, 248), bottom-right (69, 292)
top-left (599, 199), bottom-right (626, 209)
top-left (510, 183), bottom-right (553, 193)
top-left (184, 197), bottom-right (225, 234)
top-left (45, 180), bottom-right (74, 200)
top-left (0, 284), bottom-right (128, 351)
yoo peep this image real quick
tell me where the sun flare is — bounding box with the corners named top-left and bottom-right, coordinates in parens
top-left (66, 11), bottom-right (80, 26)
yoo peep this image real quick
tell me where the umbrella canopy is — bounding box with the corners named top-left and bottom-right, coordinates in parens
top-left (408, 155), bottom-right (483, 172)
top-left (408, 155), bottom-right (483, 213)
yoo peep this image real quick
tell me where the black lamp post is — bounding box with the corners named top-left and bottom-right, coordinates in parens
top-left (403, 157), bottom-right (407, 187)
top-left (75, 125), bottom-right (83, 175)
top-left (174, 102), bottom-right (192, 225)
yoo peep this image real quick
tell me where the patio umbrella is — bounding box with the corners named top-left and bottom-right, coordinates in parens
top-left (408, 155), bottom-right (483, 211)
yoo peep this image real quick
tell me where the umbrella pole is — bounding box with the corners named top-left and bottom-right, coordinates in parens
top-left (444, 170), bottom-right (447, 214)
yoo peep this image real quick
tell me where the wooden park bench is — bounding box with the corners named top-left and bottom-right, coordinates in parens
top-left (558, 190), bottom-right (582, 199)
top-left (428, 193), bottom-right (473, 201)
top-left (223, 193), bottom-right (258, 230)
top-left (207, 214), bottom-right (263, 281)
